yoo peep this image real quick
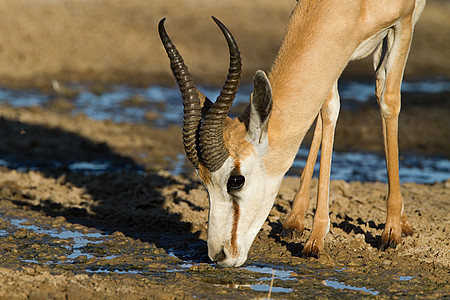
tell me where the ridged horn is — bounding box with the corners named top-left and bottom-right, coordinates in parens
top-left (158, 18), bottom-right (201, 169)
top-left (199, 16), bottom-right (242, 172)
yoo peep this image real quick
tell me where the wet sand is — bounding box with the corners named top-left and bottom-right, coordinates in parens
top-left (0, 0), bottom-right (449, 299)
top-left (0, 97), bottom-right (448, 298)
top-left (0, 126), bottom-right (448, 298)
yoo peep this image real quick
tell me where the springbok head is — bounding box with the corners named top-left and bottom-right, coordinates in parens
top-left (159, 17), bottom-right (278, 267)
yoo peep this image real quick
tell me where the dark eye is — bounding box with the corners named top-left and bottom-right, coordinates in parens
top-left (227, 175), bottom-right (245, 191)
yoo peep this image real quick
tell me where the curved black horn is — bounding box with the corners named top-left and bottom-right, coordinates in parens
top-left (158, 18), bottom-right (202, 169)
top-left (199, 16), bottom-right (242, 172)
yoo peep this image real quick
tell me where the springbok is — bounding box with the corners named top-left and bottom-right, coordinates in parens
top-left (159, 0), bottom-right (426, 267)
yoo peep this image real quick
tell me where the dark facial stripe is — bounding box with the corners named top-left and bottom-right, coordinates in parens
top-left (229, 158), bottom-right (242, 256)
top-left (230, 199), bottom-right (240, 257)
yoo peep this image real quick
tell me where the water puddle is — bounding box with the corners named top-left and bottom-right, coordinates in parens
top-left (162, 259), bottom-right (297, 293)
top-left (398, 276), bottom-right (415, 281)
top-left (166, 263), bottom-right (193, 271)
top-left (0, 157), bottom-right (143, 175)
top-left (83, 262), bottom-right (296, 294)
top-left (244, 265), bottom-right (295, 281)
top-left (292, 148), bottom-right (450, 184)
top-left (9, 218), bottom-right (112, 263)
top-left (68, 161), bottom-right (112, 174)
top-left (244, 265), bottom-right (295, 293)
top-left (250, 284), bottom-right (294, 293)
top-left (86, 269), bottom-right (141, 274)
top-left (1, 80), bottom-right (449, 125)
top-left (2, 215), bottom-right (424, 296)
top-left (339, 80), bottom-right (450, 102)
top-left (167, 154), bottom-right (186, 176)
top-left (324, 279), bottom-right (379, 296)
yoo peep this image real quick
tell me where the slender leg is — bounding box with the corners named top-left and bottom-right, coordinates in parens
top-left (282, 113), bottom-right (322, 239)
top-left (374, 17), bottom-right (414, 249)
top-left (303, 82), bottom-right (340, 256)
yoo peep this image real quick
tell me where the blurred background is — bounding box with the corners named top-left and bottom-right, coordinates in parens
top-left (0, 0), bottom-right (448, 87)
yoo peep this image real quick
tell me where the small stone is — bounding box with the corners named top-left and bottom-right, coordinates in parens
top-left (111, 231), bottom-right (125, 238)
top-left (57, 255), bottom-right (68, 262)
top-left (22, 266), bottom-right (36, 276)
top-left (318, 253), bottom-right (334, 265)
top-left (355, 233), bottom-right (365, 240)
top-left (347, 260), bottom-right (363, 267)
top-left (74, 255), bottom-right (88, 263)
top-left (383, 259), bottom-right (392, 266)
top-left (13, 228), bottom-right (28, 239)
top-left (188, 263), bottom-right (213, 272)
top-left (56, 174), bottom-right (67, 185)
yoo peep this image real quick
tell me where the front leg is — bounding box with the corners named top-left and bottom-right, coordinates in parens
top-left (282, 113), bottom-right (322, 239)
top-left (303, 82), bottom-right (340, 257)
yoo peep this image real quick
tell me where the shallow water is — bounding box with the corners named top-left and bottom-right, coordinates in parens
top-left (291, 148), bottom-right (450, 184)
top-left (0, 81), bottom-right (448, 184)
top-left (5, 214), bottom-right (426, 297)
top-left (1, 80), bottom-right (449, 124)
top-left (3, 215), bottom-right (295, 294)
top-left (7, 215), bottom-right (392, 295)
top-left (10, 218), bottom-right (109, 263)
top-left (324, 279), bottom-right (379, 296)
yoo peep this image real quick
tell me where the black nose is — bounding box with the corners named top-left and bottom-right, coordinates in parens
top-left (213, 249), bottom-right (226, 263)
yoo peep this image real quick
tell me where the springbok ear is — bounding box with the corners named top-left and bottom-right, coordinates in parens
top-left (247, 70), bottom-right (273, 144)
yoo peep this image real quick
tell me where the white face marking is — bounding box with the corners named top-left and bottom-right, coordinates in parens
top-left (204, 141), bottom-right (283, 267)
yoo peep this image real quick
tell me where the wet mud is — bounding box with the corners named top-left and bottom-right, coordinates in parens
top-left (0, 102), bottom-right (448, 299)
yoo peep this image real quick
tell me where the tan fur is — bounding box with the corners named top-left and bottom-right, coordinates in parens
top-left (264, 0), bottom-right (420, 178)
top-left (270, 0), bottom-right (425, 255)
top-left (223, 118), bottom-right (254, 164)
top-left (197, 117), bottom-right (251, 182)
top-left (197, 163), bottom-right (211, 185)
top-left (197, 118), bottom-right (254, 193)
top-left (196, 0), bottom-right (425, 262)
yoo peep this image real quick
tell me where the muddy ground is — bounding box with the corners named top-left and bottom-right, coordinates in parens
top-left (0, 0), bottom-right (449, 299)
top-left (0, 166), bottom-right (449, 299)
top-left (0, 93), bottom-right (448, 299)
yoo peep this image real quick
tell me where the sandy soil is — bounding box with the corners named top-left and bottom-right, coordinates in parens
top-left (0, 0), bottom-right (448, 299)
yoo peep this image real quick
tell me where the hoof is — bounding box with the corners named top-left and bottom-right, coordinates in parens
top-left (302, 238), bottom-right (323, 258)
top-left (281, 227), bottom-right (304, 240)
top-left (281, 214), bottom-right (305, 241)
top-left (381, 227), bottom-right (402, 250)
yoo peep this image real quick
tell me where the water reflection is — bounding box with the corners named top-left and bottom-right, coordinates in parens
top-left (291, 148), bottom-right (450, 184)
top-left (324, 279), bottom-right (379, 295)
top-left (1, 80), bottom-right (449, 125)
top-left (9, 218), bottom-right (111, 263)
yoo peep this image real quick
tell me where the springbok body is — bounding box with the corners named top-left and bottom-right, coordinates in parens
top-left (159, 0), bottom-right (426, 267)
